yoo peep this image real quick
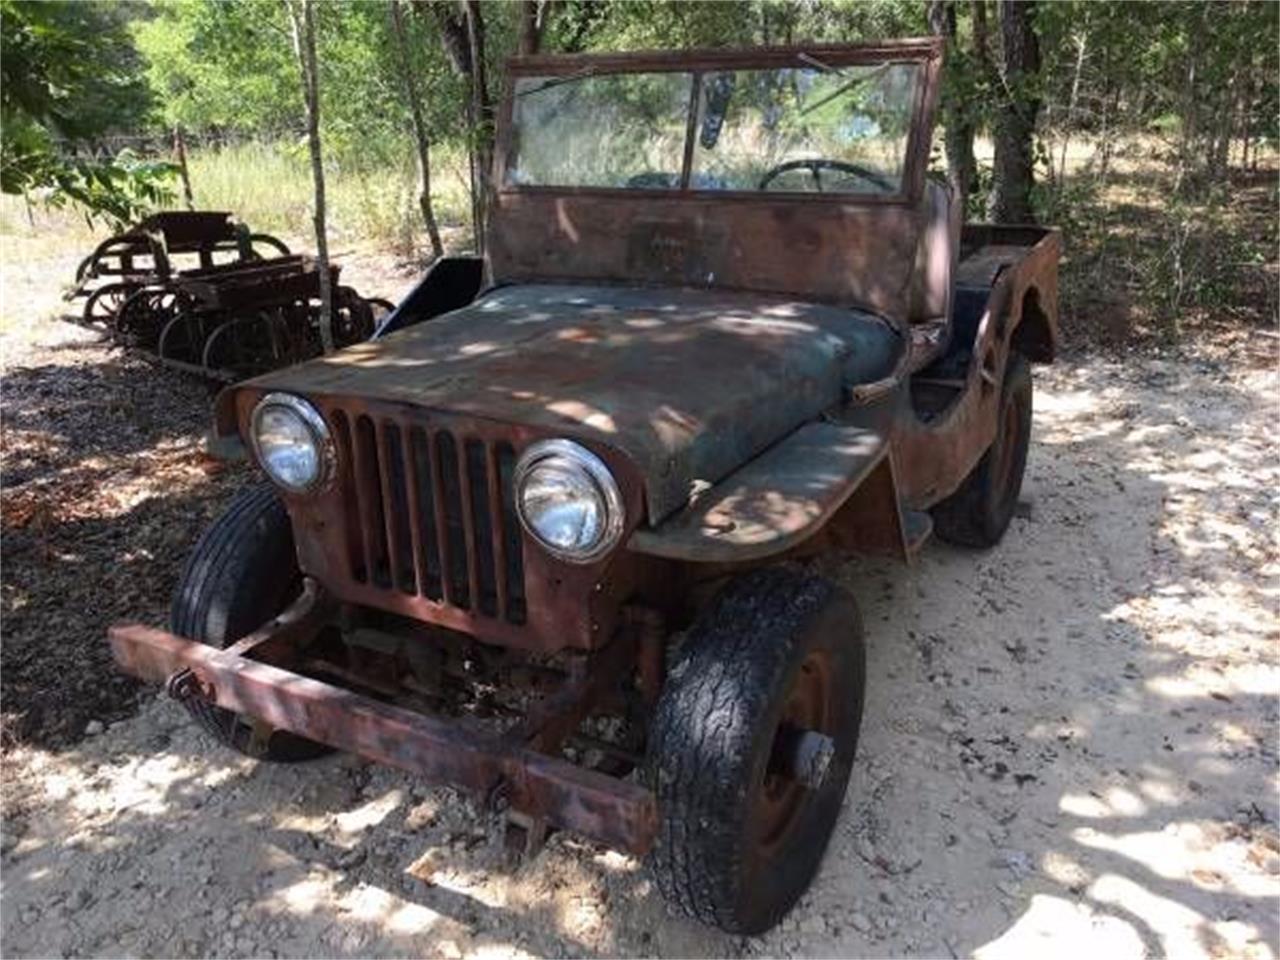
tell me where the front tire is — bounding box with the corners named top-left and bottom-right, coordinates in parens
top-left (647, 567), bottom-right (865, 935)
top-left (932, 351), bottom-right (1033, 548)
top-left (170, 485), bottom-right (330, 762)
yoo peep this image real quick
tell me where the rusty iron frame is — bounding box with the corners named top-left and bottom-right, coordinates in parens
top-left (108, 579), bottom-right (658, 856)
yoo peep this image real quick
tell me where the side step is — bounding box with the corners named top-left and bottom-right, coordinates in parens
top-left (901, 508), bottom-right (933, 558)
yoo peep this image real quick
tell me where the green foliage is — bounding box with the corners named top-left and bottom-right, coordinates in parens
top-left (1, 0), bottom-right (1275, 341)
top-left (1, 0), bottom-right (173, 225)
top-left (132, 0), bottom-right (298, 135)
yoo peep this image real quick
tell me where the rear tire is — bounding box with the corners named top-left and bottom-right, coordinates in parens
top-left (647, 567), bottom-right (865, 935)
top-left (932, 351), bottom-right (1032, 548)
top-left (170, 484), bottom-right (330, 762)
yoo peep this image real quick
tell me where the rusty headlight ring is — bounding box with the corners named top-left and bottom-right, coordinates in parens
top-left (514, 439), bottom-right (624, 564)
top-left (249, 392), bottom-right (334, 494)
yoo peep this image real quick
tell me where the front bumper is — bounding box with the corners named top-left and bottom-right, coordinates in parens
top-left (107, 581), bottom-right (657, 856)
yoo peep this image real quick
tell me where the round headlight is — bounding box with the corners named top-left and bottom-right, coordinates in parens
top-left (514, 439), bottom-right (624, 563)
top-left (250, 393), bottom-right (332, 493)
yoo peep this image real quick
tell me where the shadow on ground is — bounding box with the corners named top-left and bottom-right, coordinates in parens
top-left (1, 353), bottom-right (1276, 958)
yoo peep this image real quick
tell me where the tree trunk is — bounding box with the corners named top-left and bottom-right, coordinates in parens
top-left (987, 0), bottom-right (1041, 224)
top-left (1055, 27), bottom-right (1086, 203)
top-left (462, 0), bottom-right (490, 255)
top-left (172, 124), bottom-right (194, 210)
top-left (286, 0), bottom-right (334, 353)
top-left (423, 0), bottom-right (491, 255)
top-left (927, 0), bottom-right (976, 208)
top-left (389, 0), bottom-right (444, 259)
top-left (1175, 2), bottom-right (1209, 194)
top-left (518, 0), bottom-right (543, 55)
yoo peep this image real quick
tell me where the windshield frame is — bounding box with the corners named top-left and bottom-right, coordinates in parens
top-left (496, 39), bottom-right (941, 207)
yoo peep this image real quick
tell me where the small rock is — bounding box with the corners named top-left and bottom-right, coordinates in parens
top-left (84, 720), bottom-right (104, 736)
top-left (336, 847), bottom-right (366, 869)
top-left (1001, 849), bottom-right (1034, 877)
top-left (850, 912), bottom-right (871, 933)
top-left (799, 913), bottom-right (826, 936)
top-left (854, 837), bottom-right (876, 862)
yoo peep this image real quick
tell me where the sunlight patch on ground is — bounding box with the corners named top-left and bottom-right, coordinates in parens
top-left (975, 893), bottom-right (1146, 960)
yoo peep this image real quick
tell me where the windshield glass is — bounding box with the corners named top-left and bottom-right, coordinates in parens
top-left (505, 60), bottom-right (921, 196)
top-left (509, 72), bottom-right (693, 189)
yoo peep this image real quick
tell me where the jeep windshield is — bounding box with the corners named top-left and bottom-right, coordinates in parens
top-left (505, 59), bottom-right (922, 197)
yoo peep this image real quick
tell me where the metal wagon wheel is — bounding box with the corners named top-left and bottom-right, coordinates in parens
top-left (158, 309), bottom-right (214, 368)
top-left (82, 282), bottom-right (137, 329)
top-left (247, 234), bottom-right (291, 260)
top-left (115, 287), bottom-right (194, 351)
top-left (74, 253), bottom-right (96, 285)
top-left (76, 233), bottom-right (152, 282)
top-left (201, 311), bottom-right (289, 381)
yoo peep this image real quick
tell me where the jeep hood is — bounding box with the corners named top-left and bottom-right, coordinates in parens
top-left (246, 284), bottom-right (898, 523)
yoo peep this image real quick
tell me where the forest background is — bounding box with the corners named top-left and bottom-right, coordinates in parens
top-left (2, 0), bottom-right (1277, 344)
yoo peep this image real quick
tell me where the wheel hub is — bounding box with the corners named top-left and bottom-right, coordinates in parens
top-left (755, 651), bottom-right (834, 855)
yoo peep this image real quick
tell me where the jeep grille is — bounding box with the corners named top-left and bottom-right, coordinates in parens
top-left (331, 411), bottom-right (527, 624)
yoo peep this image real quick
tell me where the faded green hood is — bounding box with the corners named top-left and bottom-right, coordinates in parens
top-left (246, 284), bottom-right (898, 522)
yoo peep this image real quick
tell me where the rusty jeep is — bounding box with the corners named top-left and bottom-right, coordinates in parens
top-left (109, 37), bottom-right (1059, 934)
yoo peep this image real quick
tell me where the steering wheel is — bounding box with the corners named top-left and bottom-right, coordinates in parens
top-left (758, 158), bottom-right (896, 193)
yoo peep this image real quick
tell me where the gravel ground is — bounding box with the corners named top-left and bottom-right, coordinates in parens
top-left (2, 252), bottom-right (1277, 958)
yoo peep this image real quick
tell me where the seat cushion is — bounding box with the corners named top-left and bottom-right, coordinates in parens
top-left (908, 180), bottom-right (961, 323)
top-left (906, 180), bottom-right (962, 371)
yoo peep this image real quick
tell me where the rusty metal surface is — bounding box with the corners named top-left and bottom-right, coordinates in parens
top-left (489, 40), bottom-right (942, 319)
top-left (240, 284), bottom-right (900, 525)
top-left (629, 422), bottom-right (887, 562)
top-left (107, 589), bottom-right (658, 855)
top-left (232, 387), bottom-right (651, 653)
top-left (893, 226), bottom-right (1062, 508)
top-left (135, 210), bottom-right (240, 246)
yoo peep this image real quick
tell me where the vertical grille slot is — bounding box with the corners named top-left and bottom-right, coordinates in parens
top-left (330, 407), bottom-right (526, 624)
top-left (377, 422), bottom-right (415, 595)
top-left (436, 432), bottom-right (470, 609)
top-left (406, 427), bottom-right (442, 601)
top-left (496, 443), bottom-right (526, 624)
top-left (331, 411), bottom-right (366, 583)
top-left (352, 415), bottom-right (390, 588)
top-left (466, 439), bottom-right (499, 617)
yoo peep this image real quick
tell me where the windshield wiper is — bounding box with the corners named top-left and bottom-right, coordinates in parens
top-left (516, 67), bottom-right (597, 98)
top-left (797, 52), bottom-right (849, 77)
top-left (797, 59), bottom-right (897, 117)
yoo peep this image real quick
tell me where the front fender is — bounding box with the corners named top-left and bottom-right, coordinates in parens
top-left (627, 422), bottom-right (889, 563)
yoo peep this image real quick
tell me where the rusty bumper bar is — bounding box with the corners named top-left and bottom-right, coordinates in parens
top-left (107, 586), bottom-right (657, 856)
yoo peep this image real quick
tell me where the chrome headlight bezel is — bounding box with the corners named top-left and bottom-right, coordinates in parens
top-left (249, 392), bottom-right (334, 494)
top-left (514, 438), bottom-right (625, 564)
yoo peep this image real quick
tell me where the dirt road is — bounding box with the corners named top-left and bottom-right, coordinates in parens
top-left (1, 275), bottom-right (1276, 958)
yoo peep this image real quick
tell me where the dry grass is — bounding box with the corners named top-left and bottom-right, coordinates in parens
top-left (0, 140), bottom-right (477, 268)
top-left (2, 134), bottom-right (1275, 349)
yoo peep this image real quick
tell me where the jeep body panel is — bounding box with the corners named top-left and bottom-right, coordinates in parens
top-left (490, 39), bottom-right (943, 320)
top-left (240, 283), bottom-right (899, 524)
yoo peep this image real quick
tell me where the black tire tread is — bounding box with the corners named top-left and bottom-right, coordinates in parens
top-left (170, 484), bottom-right (328, 762)
top-left (648, 566), bottom-right (863, 934)
top-left (932, 351), bottom-right (1033, 548)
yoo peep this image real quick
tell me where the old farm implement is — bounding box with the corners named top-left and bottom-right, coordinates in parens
top-left (69, 210), bottom-right (291, 328)
top-left (67, 211), bottom-right (393, 381)
top-left (140, 256), bottom-right (393, 382)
